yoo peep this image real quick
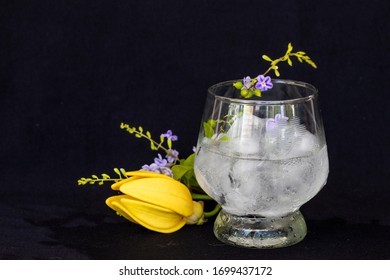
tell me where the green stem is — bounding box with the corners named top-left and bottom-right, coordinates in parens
top-left (204, 204), bottom-right (221, 218)
top-left (191, 193), bottom-right (215, 200)
top-left (137, 132), bottom-right (169, 153)
top-left (137, 132), bottom-right (180, 164)
top-left (78, 178), bottom-right (119, 186)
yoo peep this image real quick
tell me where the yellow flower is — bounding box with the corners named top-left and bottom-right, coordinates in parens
top-left (105, 171), bottom-right (205, 233)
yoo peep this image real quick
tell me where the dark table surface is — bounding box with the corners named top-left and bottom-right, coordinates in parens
top-left (1, 167), bottom-right (389, 260)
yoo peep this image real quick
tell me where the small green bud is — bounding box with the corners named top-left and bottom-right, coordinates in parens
top-left (253, 89), bottom-right (261, 97)
top-left (262, 54), bottom-right (272, 62)
top-left (240, 89), bottom-right (253, 98)
top-left (233, 81), bottom-right (243, 90)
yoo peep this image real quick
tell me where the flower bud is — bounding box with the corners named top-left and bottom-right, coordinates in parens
top-left (185, 201), bottom-right (206, 225)
top-left (106, 171), bottom-right (200, 233)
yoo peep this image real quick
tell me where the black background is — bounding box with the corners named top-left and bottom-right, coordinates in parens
top-left (0, 0), bottom-right (389, 259)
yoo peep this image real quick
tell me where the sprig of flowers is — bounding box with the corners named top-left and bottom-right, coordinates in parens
top-left (120, 123), bottom-right (179, 163)
top-left (233, 42), bottom-right (317, 98)
top-left (118, 123), bottom-right (215, 199)
top-left (78, 123), bottom-right (205, 191)
top-left (77, 123), bottom-right (222, 233)
top-left (120, 123), bottom-right (180, 177)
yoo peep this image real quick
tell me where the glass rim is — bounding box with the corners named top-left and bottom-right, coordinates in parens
top-left (208, 79), bottom-right (318, 105)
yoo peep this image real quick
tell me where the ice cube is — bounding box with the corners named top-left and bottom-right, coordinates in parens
top-left (288, 130), bottom-right (319, 158)
top-left (219, 137), bottom-right (263, 155)
top-left (231, 159), bottom-right (261, 196)
top-left (194, 145), bottom-right (233, 204)
top-left (221, 114), bottom-right (266, 155)
top-left (228, 113), bottom-right (265, 138)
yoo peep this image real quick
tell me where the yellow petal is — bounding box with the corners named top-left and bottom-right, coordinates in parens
top-left (111, 171), bottom-right (176, 190)
top-left (119, 197), bottom-right (186, 233)
top-left (120, 178), bottom-right (193, 217)
top-left (105, 195), bottom-right (137, 224)
top-left (125, 170), bottom-right (176, 180)
top-left (111, 176), bottom-right (141, 190)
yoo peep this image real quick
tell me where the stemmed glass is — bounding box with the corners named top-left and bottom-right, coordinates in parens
top-left (194, 79), bottom-right (329, 248)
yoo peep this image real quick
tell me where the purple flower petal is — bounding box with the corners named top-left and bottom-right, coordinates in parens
top-left (166, 149), bottom-right (179, 163)
top-left (274, 113), bottom-right (289, 122)
top-left (242, 76), bottom-right (252, 89)
top-left (266, 114), bottom-right (289, 131)
top-left (154, 154), bottom-right (168, 166)
top-left (266, 119), bottom-right (277, 130)
top-left (159, 166), bottom-right (173, 177)
top-left (141, 163), bottom-right (159, 172)
top-left (161, 130), bottom-right (178, 141)
top-left (255, 75), bottom-right (273, 91)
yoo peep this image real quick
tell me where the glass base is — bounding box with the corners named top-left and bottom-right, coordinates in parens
top-left (213, 210), bottom-right (307, 249)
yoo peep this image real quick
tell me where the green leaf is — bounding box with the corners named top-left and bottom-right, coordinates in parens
top-left (203, 121), bottom-right (215, 138)
top-left (183, 153), bottom-right (195, 166)
top-left (182, 169), bottom-right (195, 185)
top-left (171, 164), bottom-right (193, 180)
top-left (219, 135), bottom-right (229, 141)
top-left (209, 119), bottom-right (217, 127)
top-left (187, 175), bottom-right (200, 188)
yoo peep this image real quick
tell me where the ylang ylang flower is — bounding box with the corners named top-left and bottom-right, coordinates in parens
top-left (106, 171), bottom-right (205, 233)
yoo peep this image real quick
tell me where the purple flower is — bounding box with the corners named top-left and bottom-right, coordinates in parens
top-left (255, 75), bottom-right (273, 91)
top-left (141, 163), bottom-right (173, 178)
top-left (141, 163), bottom-right (159, 172)
top-left (154, 154), bottom-right (168, 166)
top-left (275, 114), bottom-right (289, 123)
top-left (161, 130), bottom-right (178, 141)
top-left (158, 166), bottom-right (173, 177)
top-left (242, 76), bottom-right (252, 89)
top-left (166, 149), bottom-right (179, 163)
top-left (266, 113), bottom-right (289, 130)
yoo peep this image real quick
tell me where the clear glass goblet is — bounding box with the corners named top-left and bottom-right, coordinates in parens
top-left (194, 79), bottom-right (329, 248)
